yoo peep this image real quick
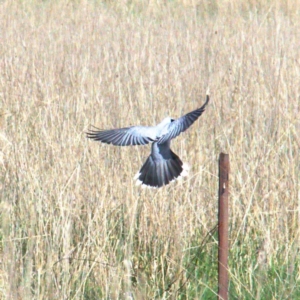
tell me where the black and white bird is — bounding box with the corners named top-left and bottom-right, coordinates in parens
top-left (87, 94), bottom-right (209, 188)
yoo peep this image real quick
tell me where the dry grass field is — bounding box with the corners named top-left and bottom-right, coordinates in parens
top-left (0, 0), bottom-right (300, 299)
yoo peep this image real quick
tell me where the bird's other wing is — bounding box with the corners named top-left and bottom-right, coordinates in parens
top-left (86, 125), bottom-right (155, 146)
top-left (158, 94), bottom-right (209, 144)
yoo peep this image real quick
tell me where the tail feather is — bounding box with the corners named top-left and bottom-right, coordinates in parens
top-left (134, 150), bottom-right (189, 188)
top-left (170, 157), bottom-right (182, 175)
top-left (142, 157), bottom-right (157, 187)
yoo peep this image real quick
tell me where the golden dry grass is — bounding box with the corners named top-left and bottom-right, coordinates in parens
top-left (0, 0), bottom-right (300, 299)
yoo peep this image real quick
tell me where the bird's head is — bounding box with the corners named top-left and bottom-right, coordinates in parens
top-left (160, 117), bottom-right (174, 125)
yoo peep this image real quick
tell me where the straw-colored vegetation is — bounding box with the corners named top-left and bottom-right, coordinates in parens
top-left (0, 0), bottom-right (299, 299)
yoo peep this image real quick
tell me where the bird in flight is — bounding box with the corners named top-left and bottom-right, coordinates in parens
top-left (87, 93), bottom-right (209, 188)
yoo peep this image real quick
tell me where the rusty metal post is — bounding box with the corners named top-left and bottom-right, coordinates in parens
top-left (218, 153), bottom-right (229, 300)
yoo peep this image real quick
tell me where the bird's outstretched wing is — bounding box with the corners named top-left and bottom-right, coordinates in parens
top-left (158, 94), bottom-right (209, 144)
top-left (86, 126), bottom-right (154, 146)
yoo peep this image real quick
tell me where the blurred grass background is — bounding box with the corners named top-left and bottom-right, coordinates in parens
top-left (0, 0), bottom-right (299, 299)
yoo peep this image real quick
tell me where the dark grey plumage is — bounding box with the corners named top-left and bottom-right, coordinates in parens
top-left (158, 95), bottom-right (209, 144)
top-left (87, 94), bottom-right (209, 188)
top-left (86, 126), bottom-right (154, 146)
top-left (134, 141), bottom-right (188, 188)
